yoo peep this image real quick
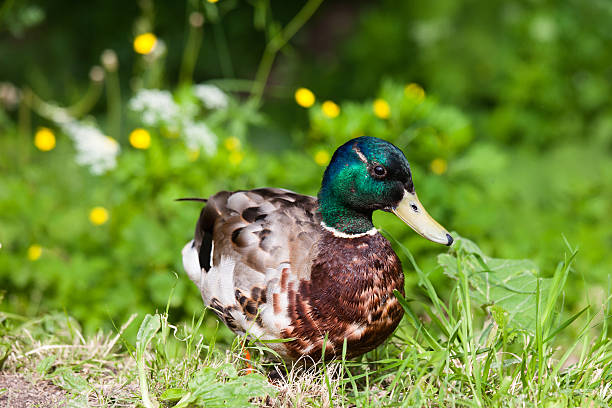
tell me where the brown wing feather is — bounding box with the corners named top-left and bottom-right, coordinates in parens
top-left (193, 188), bottom-right (322, 284)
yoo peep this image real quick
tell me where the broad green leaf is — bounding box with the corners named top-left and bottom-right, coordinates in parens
top-left (136, 314), bottom-right (161, 355)
top-left (136, 314), bottom-right (161, 408)
top-left (52, 367), bottom-right (89, 393)
top-left (438, 236), bottom-right (549, 333)
top-left (185, 365), bottom-right (275, 407)
top-left (160, 388), bottom-right (186, 402)
top-left (36, 354), bottom-right (56, 376)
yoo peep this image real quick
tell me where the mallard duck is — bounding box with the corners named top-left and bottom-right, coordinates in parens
top-left (181, 136), bottom-right (452, 361)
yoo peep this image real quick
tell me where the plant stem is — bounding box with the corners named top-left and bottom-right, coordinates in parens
top-left (104, 69), bottom-right (122, 140)
top-left (249, 0), bottom-right (324, 106)
top-left (458, 253), bottom-right (483, 406)
top-left (18, 88), bottom-right (32, 162)
top-left (138, 353), bottom-right (157, 408)
top-left (535, 277), bottom-right (543, 399)
top-left (213, 19), bottom-right (234, 78)
top-left (69, 75), bottom-right (104, 118)
top-left (179, 7), bottom-right (204, 85)
top-left (26, 77), bottom-right (103, 124)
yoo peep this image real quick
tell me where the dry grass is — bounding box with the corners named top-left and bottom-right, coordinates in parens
top-left (1, 313), bottom-right (139, 406)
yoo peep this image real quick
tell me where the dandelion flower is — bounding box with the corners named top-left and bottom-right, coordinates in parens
top-left (373, 99), bottom-right (390, 119)
top-left (229, 151), bottom-right (244, 165)
top-left (405, 83), bottom-right (425, 101)
top-left (34, 127), bottom-right (56, 151)
top-left (314, 150), bottom-right (330, 166)
top-left (207, 0), bottom-right (219, 3)
top-left (133, 33), bottom-right (157, 55)
top-left (224, 137), bottom-right (241, 151)
top-left (89, 207), bottom-right (109, 226)
top-left (129, 128), bottom-right (151, 149)
top-left (101, 49), bottom-right (118, 72)
top-left (189, 12), bottom-right (204, 28)
top-left (0, 82), bottom-right (19, 108)
top-left (89, 66), bottom-right (105, 82)
top-left (430, 158), bottom-right (448, 175)
top-left (27, 244), bottom-right (42, 261)
top-left (321, 101), bottom-right (340, 118)
top-left (295, 88), bottom-right (315, 108)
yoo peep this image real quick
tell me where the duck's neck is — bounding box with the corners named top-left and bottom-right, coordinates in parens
top-left (317, 192), bottom-right (375, 235)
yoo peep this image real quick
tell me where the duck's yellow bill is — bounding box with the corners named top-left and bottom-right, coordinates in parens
top-left (392, 190), bottom-right (453, 246)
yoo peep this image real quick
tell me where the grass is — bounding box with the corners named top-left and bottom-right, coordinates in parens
top-left (1, 237), bottom-right (611, 407)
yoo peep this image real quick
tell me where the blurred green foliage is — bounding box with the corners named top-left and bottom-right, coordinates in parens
top-left (0, 0), bottom-right (610, 337)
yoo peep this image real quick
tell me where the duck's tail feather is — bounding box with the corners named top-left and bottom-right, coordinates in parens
top-left (182, 240), bottom-right (203, 288)
top-left (176, 197), bottom-right (208, 203)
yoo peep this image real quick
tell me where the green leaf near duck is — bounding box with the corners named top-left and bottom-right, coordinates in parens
top-left (162, 364), bottom-right (275, 408)
top-left (438, 236), bottom-right (549, 334)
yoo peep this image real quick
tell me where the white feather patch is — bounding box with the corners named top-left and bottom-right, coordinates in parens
top-left (182, 240), bottom-right (202, 289)
top-left (320, 222), bottom-right (378, 239)
top-left (203, 255), bottom-right (237, 305)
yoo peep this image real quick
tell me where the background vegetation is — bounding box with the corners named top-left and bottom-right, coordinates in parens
top-left (0, 0), bottom-right (611, 405)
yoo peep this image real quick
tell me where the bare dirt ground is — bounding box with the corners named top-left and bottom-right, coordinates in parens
top-left (0, 372), bottom-right (67, 408)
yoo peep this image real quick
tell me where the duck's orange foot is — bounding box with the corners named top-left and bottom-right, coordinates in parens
top-left (243, 348), bottom-right (253, 375)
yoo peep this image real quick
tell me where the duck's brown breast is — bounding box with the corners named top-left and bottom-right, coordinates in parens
top-left (281, 229), bottom-right (405, 360)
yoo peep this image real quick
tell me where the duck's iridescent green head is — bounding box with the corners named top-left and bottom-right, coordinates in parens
top-left (318, 136), bottom-right (452, 245)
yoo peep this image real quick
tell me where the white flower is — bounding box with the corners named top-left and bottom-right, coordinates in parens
top-left (129, 89), bottom-right (180, 126)
top-left (62, 121), bottom-right (120, 174)
top-left (182, 120), bottom-right (217, 155)
top-left (128, 88), bottom-right (219, 155)
top-left (193, 84), bottom-right (228, 110)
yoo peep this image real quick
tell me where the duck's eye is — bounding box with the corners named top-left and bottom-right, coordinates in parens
top-left (373, 165), bottom-right (387, 177)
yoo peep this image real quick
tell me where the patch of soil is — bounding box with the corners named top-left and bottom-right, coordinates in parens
top-left (0, 372), bottom-right (67, 408)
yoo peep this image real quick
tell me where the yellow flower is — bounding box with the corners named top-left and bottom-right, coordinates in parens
top-left (229, 151), bottom-right (244, 165)
top-left (373, 99), bottom-right (391, 119)
top-left (34, 127), bottom-right (56, 151)
top-left (207, 0), bottom-right (219, 2)
top-left (294, 88), bottom-right (315, 108)
top-left (133, 33), bottom-right (157, 55)
top-left (314, 150), bottom-right (330, 166)
top-left (89, 207), bottom-right (109, 226)
top-left (224, 137), bottom-right (241, 151)
top-left (27, 244), bottom-right (42, 261)
top-left (129, 128), bottom-right (151, 149)
top-left (430, 158), bottom-right (448, 175)
top-left (188, 149), bottom-right (200, 162)
top-left (405, 83), bottom-right (425, 101)
top-left (321, 101), bottom-right (340, 118)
